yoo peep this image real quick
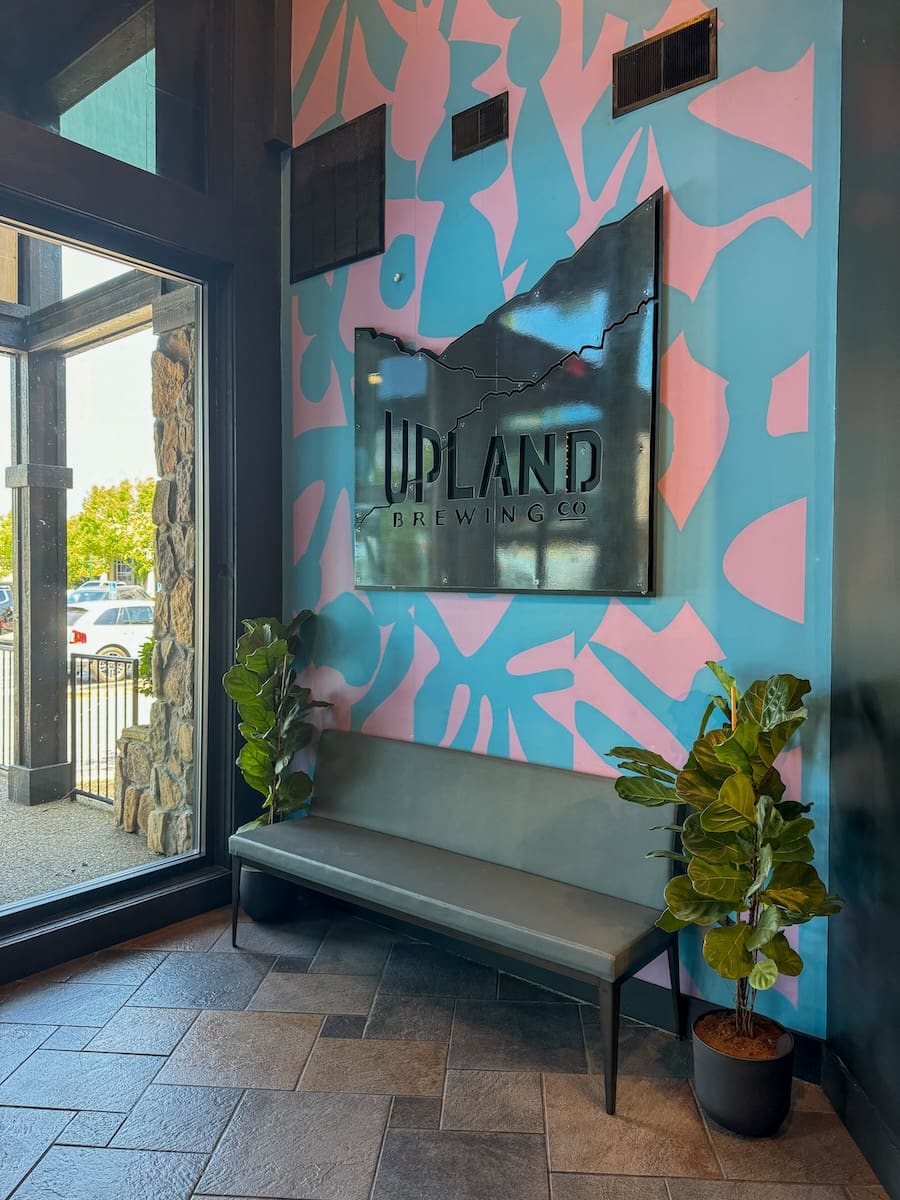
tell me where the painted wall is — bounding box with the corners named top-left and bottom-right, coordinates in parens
top-left (829, 0), bottom-right (900, 1182)
top-left (285, 0), bottom-right (842, 1037)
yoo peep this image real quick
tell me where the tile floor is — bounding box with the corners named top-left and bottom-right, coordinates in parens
top-left (0, 903), bottom-right (888, 1200)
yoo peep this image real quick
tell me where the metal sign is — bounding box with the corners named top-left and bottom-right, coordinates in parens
top-left (353, 191), bottom-right (661, 595)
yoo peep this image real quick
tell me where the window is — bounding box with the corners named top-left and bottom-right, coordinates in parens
top-left (94, 608), bottom-right (122, 626)
top-left (0, 220), bottom-right (204, 913)
top-left (0, 1), bottom-right (209, 188)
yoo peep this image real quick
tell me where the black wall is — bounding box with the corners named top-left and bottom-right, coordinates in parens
top-left (829, 2), bottom-right (900, 1192)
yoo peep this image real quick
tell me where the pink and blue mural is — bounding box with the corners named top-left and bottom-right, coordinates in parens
top-left (285, 0), bottom-right (842, 1036)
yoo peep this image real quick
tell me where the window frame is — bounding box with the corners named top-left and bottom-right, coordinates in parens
top-left (0, 0), bottom-right (288, 974)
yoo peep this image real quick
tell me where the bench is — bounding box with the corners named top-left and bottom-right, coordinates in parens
top-left (228, 729), bottom-right (683, 1113)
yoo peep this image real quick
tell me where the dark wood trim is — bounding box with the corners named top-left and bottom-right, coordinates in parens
top-left (269, 0), bottom-right (293, 149)
top-left (0, 867), bottom-right (230, 985)
top-left (0, 300), bottom-right (28, 352)
top-left (0, 110), bottom-right (233, 265)
top-left (50, 3), bottom-right (153, 114)
top-left (0, 0), bottom-right (282, 940)
top-left (823, 1049), bottom-right (899, 1196)
top-left (152, 283), bottom-right (198, 335)
top-left (26, 268), bottom-right (161, 353)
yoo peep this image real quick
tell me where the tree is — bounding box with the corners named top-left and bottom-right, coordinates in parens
top-left (67, 478), bottom-right (156, 585)
top-left (0, 511), bottom-right (12, 580)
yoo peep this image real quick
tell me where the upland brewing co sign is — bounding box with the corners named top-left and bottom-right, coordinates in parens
top-left (353, 191), bottom-right (661, 595)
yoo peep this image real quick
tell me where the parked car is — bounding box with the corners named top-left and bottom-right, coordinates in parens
top-left (66, 581), bottom-right (151, 604)
top-left (67, 599), bottom-right (155, 680)
top-left (0, 590), bottom-right (12, 638)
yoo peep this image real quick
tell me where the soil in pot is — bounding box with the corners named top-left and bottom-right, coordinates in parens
top-left (695, 1011), bottom-right (787, 1060)
top-left (692, 1009), bottom-right (795, 1138)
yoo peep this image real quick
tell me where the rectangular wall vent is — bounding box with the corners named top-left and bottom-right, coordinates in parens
top-left (452, 92), bottom-right (509, 160)
top-left (613, 9), bottom-right (717, 118)
top-left (290, 105), bottom-right (386, 283)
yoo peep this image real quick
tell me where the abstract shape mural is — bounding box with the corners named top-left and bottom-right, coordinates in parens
top-left (287, 0), bottom-right (841, 1037)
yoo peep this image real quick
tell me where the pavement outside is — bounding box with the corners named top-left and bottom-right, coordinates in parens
top-left (0, 773), bottom-right (163, 909)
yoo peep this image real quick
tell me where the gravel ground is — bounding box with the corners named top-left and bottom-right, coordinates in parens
top-left (0, 773), bottom-right (163, 908)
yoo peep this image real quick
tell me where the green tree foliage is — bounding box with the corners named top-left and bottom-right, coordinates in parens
top-left (0, 510), bottom-right (12, 580)
top-left (66, 478), bottom-right (156, 585)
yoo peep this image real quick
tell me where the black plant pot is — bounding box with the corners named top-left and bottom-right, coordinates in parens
top-left (692, 1010), bottom-right (795, 1137)
top-left (239, 866), bottom-right (297, 924)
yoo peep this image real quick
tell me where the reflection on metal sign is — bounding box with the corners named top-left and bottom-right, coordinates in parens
top-left (354, 191), bottom-right (662, 595)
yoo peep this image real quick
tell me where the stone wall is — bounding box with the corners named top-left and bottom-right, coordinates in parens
top-left (114, 322), bottom-right (196, 856)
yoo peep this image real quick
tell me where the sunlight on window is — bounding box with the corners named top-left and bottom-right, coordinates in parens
top-left (61, 246), bottom-right (131, 300)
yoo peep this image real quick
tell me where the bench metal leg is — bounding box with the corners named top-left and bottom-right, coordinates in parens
top-left (667, 936), bottom-right (685, 1039)
top-left (598, 980), bottom-right (621, 1115)
top-left (231, 856), bottom-right (241, 948)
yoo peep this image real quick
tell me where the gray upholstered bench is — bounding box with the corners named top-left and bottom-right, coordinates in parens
top-left (229, 729), bottom-right (682, 1113)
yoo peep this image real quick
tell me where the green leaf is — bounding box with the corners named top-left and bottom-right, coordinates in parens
top-left (749, 958), bottom-right (779, 990)
top-left (739, 674), bottom-right (811, 731)
top-left (650, 824), bottom-right (684, 834)
top-left (776, 800), bottom-right (813, 821)
top-left (757, 765), bottom-right (787, 804)
top-left (664, 875), bottom-right (735, 926)
top-left (608, 746), bottom-right (679, 774)
top-left (714, 720), bottom-right (760, 773)
top-left (618, 761), bottom-right (678, 784)
top-left (286, 609), bottom-right (314, 654)
top-left (223, 664), bottom-right (263, 706)
top-left (613, 776), bottom-right (678, 807)
top-left (747, 903), bottom-right (780, 950)
top-left (688, 859), bottom-right (753, 905)
top-left (692, 729), bottom-right (734, 781)
top-left (236, 815), bottom-right (269, 833)
top-left (746, 843), bottom-right (774, 899)
top-left (762, 804), bottom-right (785, 841)
top-left (245, 637), bottom-right (289, 680)
top-left (656, 909), bottom-right (689, 933)
top-left (764, 862), bottom-right (827, 913)
top-left (675, 769), bottom-right (719, 809)
top-left (756, 795), bottom-right (773, 842)
top-left (760, 932), bottom-right (803, 976)
top-left (706, 660), bottom-right (738, 697)
top-left (772, 836), bottom-right (814, 864)
top-left (276, 771), bottom-right (313, 815)
top-left (703, 923), bottom-right (754, 980)
top-left (281, 721), bottom-right (314, 759)
top-left (647, 850), bottom-right (691, 863)
top-left (681, 813), bottom-right (751, 864)
top-left (237, 742), bottom-right (274, 796)
top-left (700, 774), bottom-right (757, 833)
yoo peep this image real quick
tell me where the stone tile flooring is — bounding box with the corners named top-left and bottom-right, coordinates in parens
top-left (0, 903), bottom-right (887, 1200)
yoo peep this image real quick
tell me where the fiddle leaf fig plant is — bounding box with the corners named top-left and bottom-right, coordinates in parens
top-left (223, 610), bottom-right (330, 833)
top-left (609, 663), bottom-right (842, 1038)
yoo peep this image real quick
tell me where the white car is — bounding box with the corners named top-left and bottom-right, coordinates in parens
top-left (67, 599), bottom-right (155, 679)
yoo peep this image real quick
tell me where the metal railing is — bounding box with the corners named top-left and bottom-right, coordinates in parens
top-left (0, 643), bottom-right (12, 768)
top-left (70, 652), bottom-right (140, 803)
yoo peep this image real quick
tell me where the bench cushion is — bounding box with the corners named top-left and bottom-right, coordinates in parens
top-left (230, 817), bottom-right (669, 982)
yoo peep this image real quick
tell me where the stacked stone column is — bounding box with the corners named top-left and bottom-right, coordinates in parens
top-left (113, 322), bottom-right (196, 856)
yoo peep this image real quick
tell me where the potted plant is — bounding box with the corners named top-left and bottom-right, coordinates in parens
top-left (609, 663), bottom-right (842, 1137)
top-left (223, 610), bottom-right (330, 922)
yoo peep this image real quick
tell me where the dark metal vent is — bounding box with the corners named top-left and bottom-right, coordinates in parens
top-left (452, 92), bottom-right (509, 160)
top-left (290, 105), bottom-right (386, 283)
top-left (613, 10), bottom-right (717, 118)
